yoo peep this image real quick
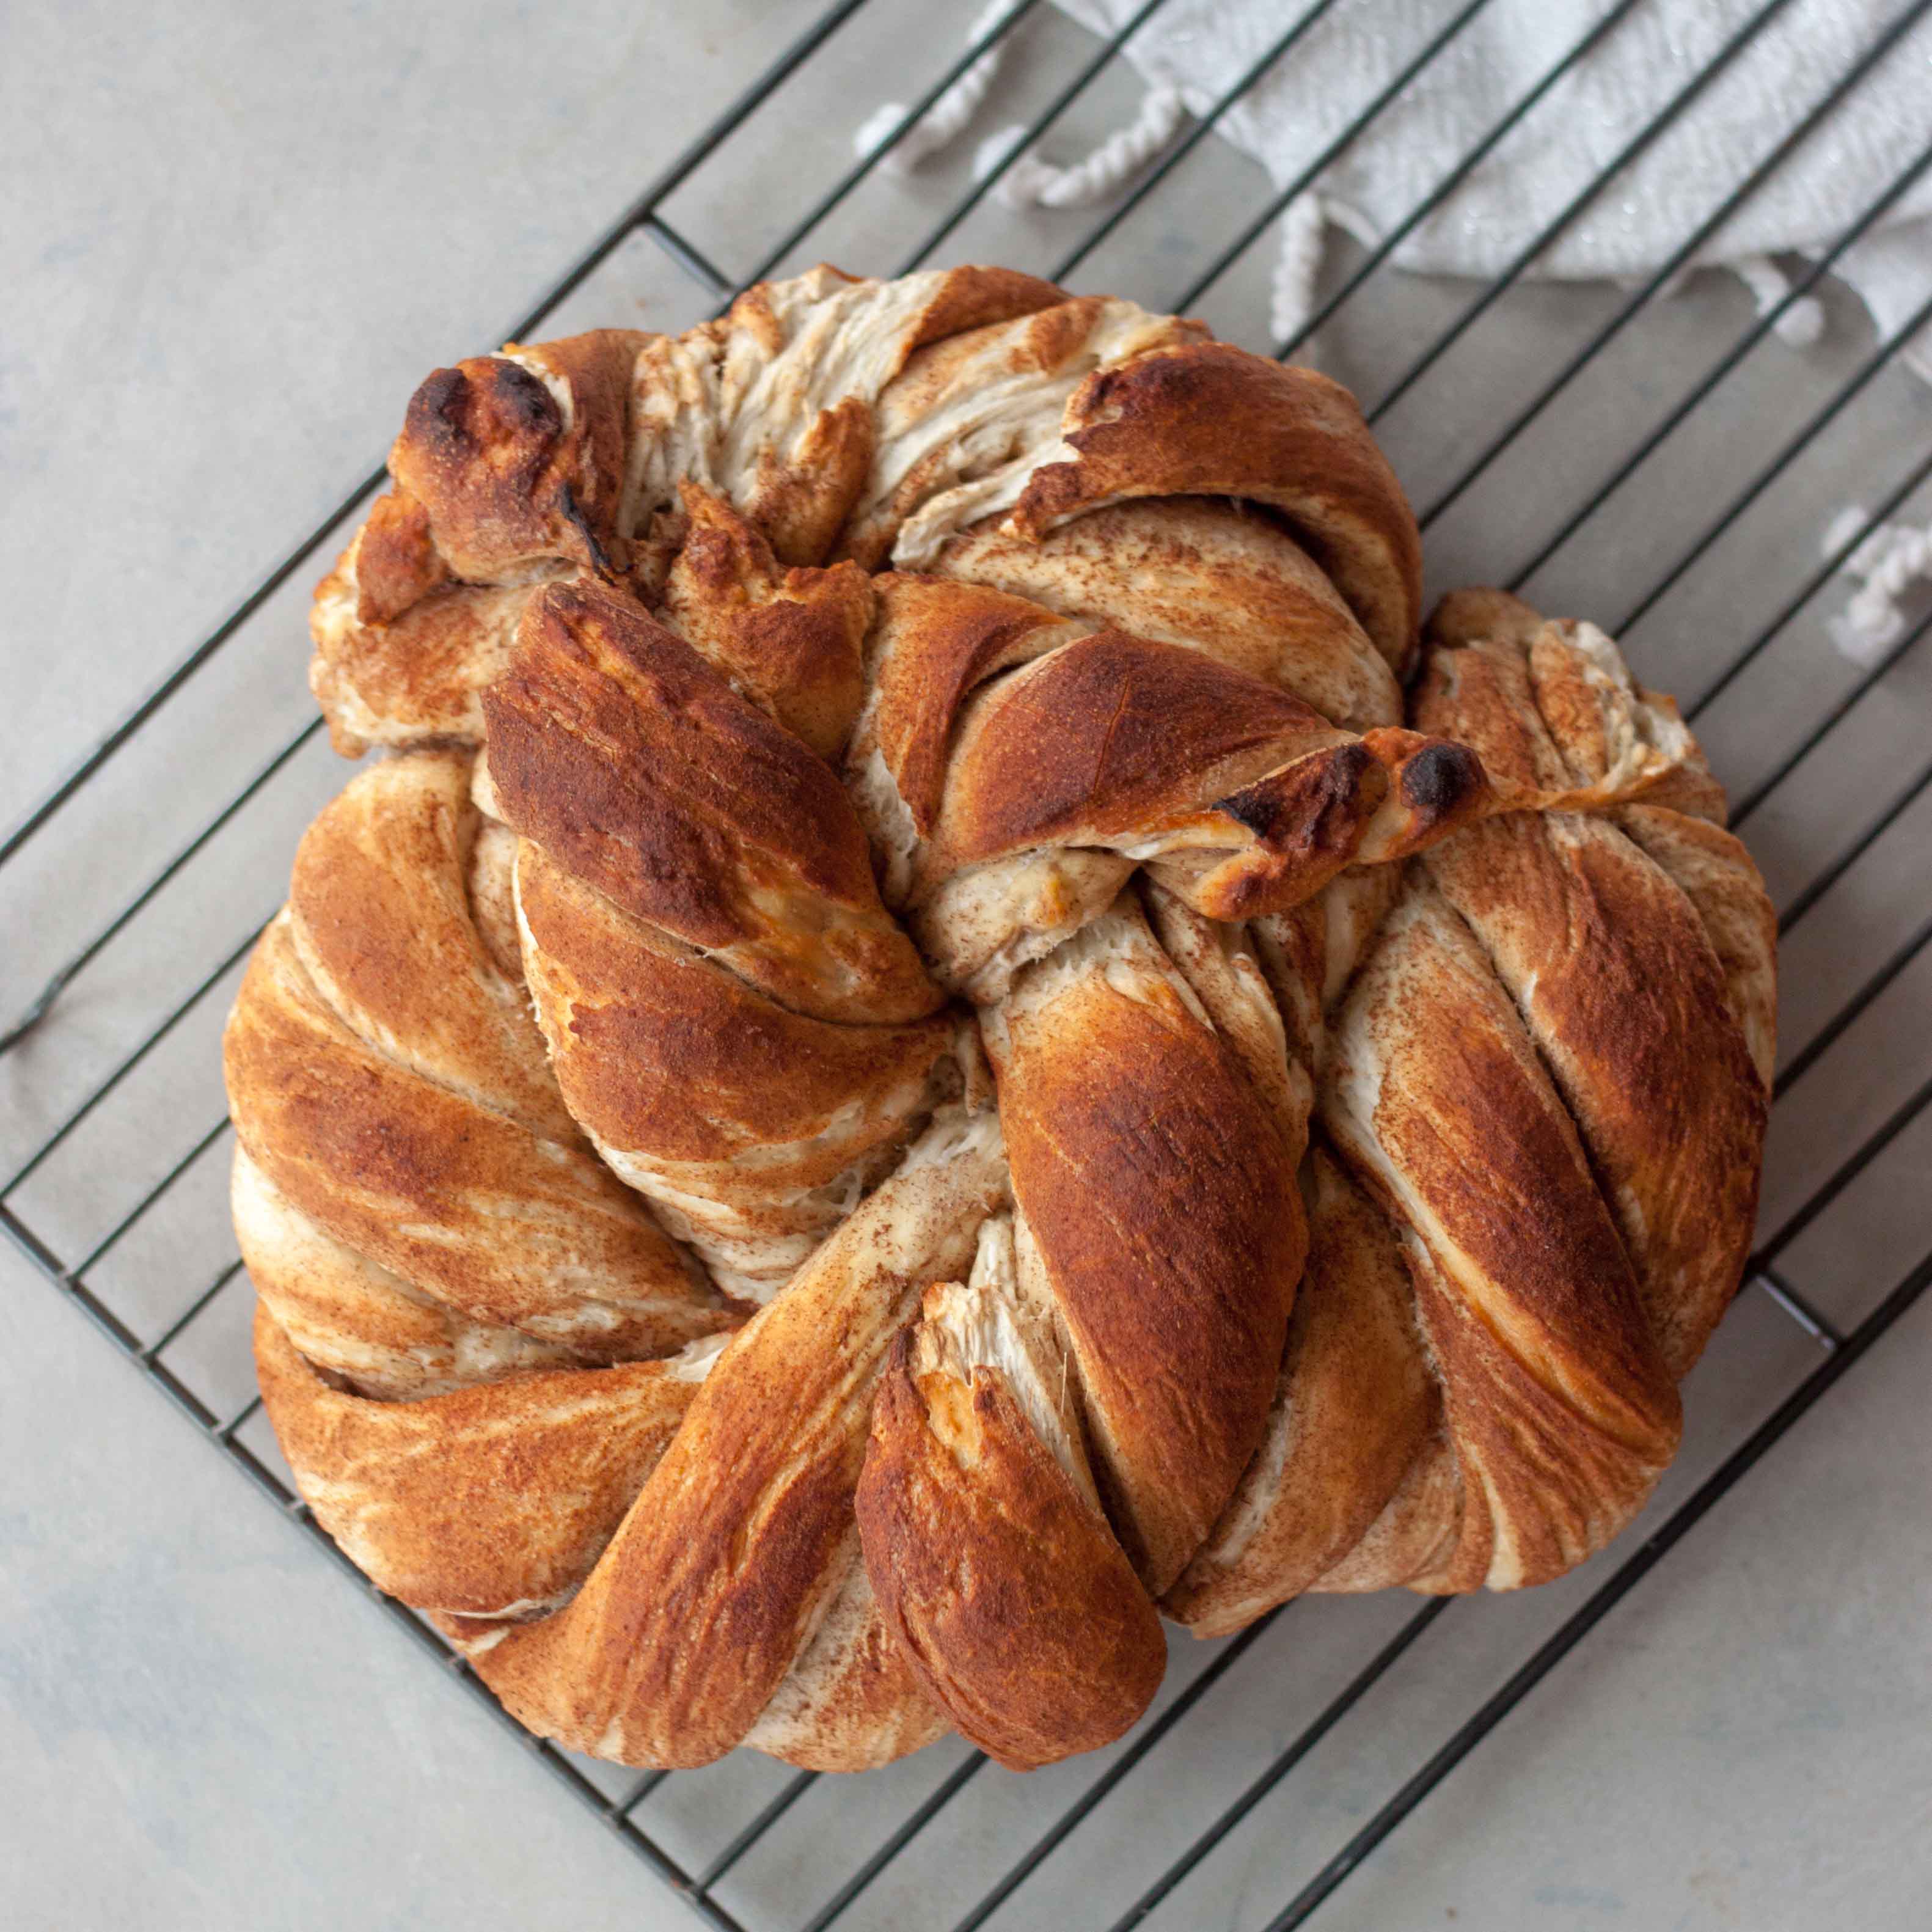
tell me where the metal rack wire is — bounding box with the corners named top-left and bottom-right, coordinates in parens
top-left (4, 1), bottom-right (1930, 1927)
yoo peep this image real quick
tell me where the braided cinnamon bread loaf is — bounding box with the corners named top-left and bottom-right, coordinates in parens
top-left (229, 265), bottom-right (1773, 1774)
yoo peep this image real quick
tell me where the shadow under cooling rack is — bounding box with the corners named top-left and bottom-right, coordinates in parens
top-left (4, 1), bottom-right (1932, 1928)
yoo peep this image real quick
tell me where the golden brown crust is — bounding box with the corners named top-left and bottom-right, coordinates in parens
top-left (902, 263), bottom-right (1068, 353)
top-left (1165, 1151), bottom-right (1434, 1633)
top-left (1422, 813), bottom-right (1766, 1378)
top-left (518, 849), bottom-right (951, 1175)
top-left (932, 498), bottom-right (1400, 731)
top-left (229, 912), bottom-right (712, 1357)
top-left (255, 1303), bottom-right (708, 1616)
top-left (485, 578), bottom-right (939, 1025)
top-left (1414, 608), bottom-right (1728, 822)
top-left (1424, 586), bottom-right (1545, 654)
top-left (629, 263), bottom-right (1074, 577)
top-left (1009, 345), bottom-right (1423, 673)
top-left (1141, 882), bottom-right (1309, 1149)
top-left (514, 842), bottom-right (958, 1290)
top-left (1416, 604), bottom-right (1771, 1378)
top-left (462, 1119), bottom-right (1005, 1767)
top-left (1226, 592), bottom-right (1776, 1602)
top-left (310, 269), bottom-right (1422, 769)
top-left (1310, 1423), bottom-right (1464, 1595)
top-left (928, 631), bottom-right (1488, 924)
top-left (1322, 882), bottom-right (1683, 1588)
top-left (744, 392), bottom-right (873, 568)
top-left (934, 629), bottom-right (1359, 865)
top-left (843, 577), bottom-right (1495, 1026)
top-left (309, 562), bottom-right (543, 757)
top-left (511, 329), bottom-right (652, 556)
top-left (484, 568), bottom-right (963, 1295)
top-left (226, 752), bottom-right (722, 1371)
top-left (285, 750), bottom-right (571, 1141)
top-left (659, 485), bottom-right (873, 759)
top-left (857, 1331), bottom-right (1165, 1770)
top-left (233, 1146), bottom-right (590, 1400)
top-left (836, 296), bottom-right (1207, 572)
top-left (1615, 804), bottom-right (1777, 1093)
top-left (851, 573), bottom-right (1487, 982)
top-left (863, 574), bottom-right (1085, 834)
top-left (351, 488), bottom-right (449, 624)
top-left (989, 906), bottom-right (1305, 1595)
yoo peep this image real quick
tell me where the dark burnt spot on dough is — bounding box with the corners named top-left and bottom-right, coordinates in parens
top-left (472, 357), bottom-right (564, 438)
top-left (1400, 739), bottom-right (1483, 817)
top-left (408, 358), bottom-right (562, 463)
top-left (408, 365), bottom-right (469, 444)
top-left (1218, 741), bottom-right (1373, 845)
top-left (556, 485), bottom-right (612, 579)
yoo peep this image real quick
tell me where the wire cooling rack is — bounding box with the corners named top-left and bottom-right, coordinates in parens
top-left (5, 1), bottom-right (1932, 1926)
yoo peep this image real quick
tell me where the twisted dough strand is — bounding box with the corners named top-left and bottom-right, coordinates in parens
top-left (484, 576), bottom-right (964, 1300)
top-left (226, 752), bottom-right (725, 1397)
top-left (1173, 593), bottom-right (1774, 1630)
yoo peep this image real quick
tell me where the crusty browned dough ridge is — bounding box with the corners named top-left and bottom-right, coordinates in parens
top-left (228, 265), bottom-right (1773, 1774)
